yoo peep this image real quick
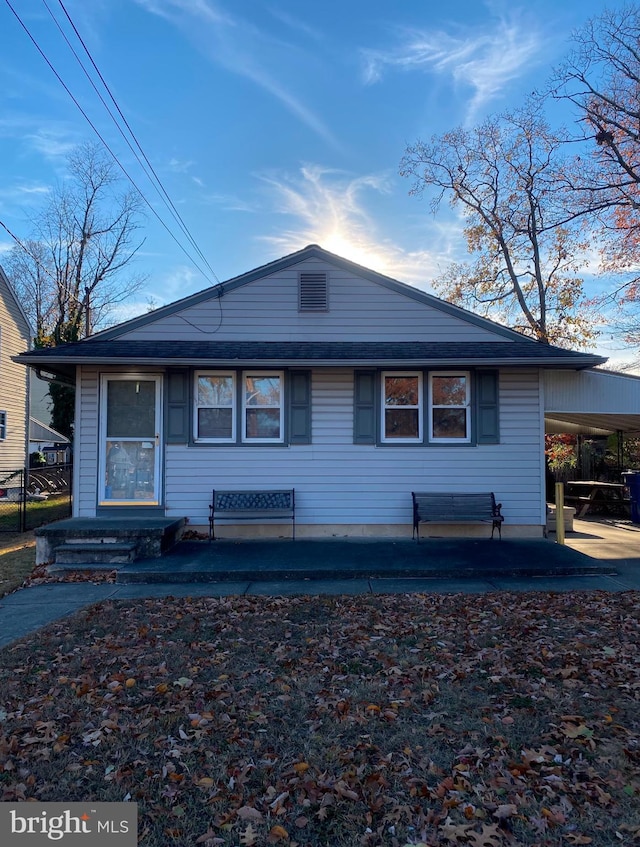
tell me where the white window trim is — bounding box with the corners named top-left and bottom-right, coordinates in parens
top-left (194, 371), bottom-right (236, 443)
top-left (381, 371), bottom-right (423, 444)
top-left (242, 371), bottom-right (285, 443)
top-left (0, 410), bottom-right (6, 441)
top-left (429, 371), bottom-right (471, 443)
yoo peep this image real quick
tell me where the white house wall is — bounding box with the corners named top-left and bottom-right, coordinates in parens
top-left (118, 259), bottom-right (514, 344)
top-left (75, 366), bottom-right (99, 516)
top-left (156, 367), bottom-right (541, 535)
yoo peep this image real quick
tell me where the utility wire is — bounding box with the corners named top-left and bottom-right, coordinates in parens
top-left (3, 0), bottom-right (219, 289)
top-left (48, 0), bottom-right (220, 284)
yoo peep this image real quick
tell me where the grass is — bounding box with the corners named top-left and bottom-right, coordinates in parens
top-left (0, 494), bottom-right (71, 533)
top-left (0, 590), bottom-right (638, 846)
top-left (0, 531), bottom-right (36, 597)
top-left (0, 495), bottom-right (71, 596)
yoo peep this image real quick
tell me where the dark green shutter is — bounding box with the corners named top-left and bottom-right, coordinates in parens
top-left (354, 370), bottom-right (376, 444)
top-left (165, 369), bottom-right (190, 443)
top-left (475, 370), bottom-right (499, 444)
top-left (288, 370), bottom-right (311, 444)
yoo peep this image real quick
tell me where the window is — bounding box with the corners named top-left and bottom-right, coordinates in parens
top-left (191, 370), bottom-right (308, 446)
top-left (429, 372), bottom-right (470, 442)
top-left (0, 411), bottom-right (6, 440)
top-left (243, 372), bottom-right (284, 442)
top-left (194, 372), bottom-right (235, 441)
top-left (381, 372), bottom-right (422, 442)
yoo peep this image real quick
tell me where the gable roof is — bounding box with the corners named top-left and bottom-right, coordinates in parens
top-left (88, 244), bottom-right (538, 344)
top-left (13, 245), bottom-right (607, 374)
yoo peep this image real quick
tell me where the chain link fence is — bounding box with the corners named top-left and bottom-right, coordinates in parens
top-left (0, 465), bottom-right (72, 533)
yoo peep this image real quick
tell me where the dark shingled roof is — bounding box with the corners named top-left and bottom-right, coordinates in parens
top-left (16, 339), bottom-right (606, 369)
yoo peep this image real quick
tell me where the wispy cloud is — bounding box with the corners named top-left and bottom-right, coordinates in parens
top-left (0, 116), bottom-right (78, 160)
top-left (134, 0), bottom-right (340, 149)
top-left (257, 165), bottom-right (455, 286)
top-left (0, 182), bottom-right (51, 212)
top-left (204, 192), bottom-right (258, 212)
top-left (266, 7), bottom-right (323, 42)
top-left (361, 14), bottom-right (542, 124)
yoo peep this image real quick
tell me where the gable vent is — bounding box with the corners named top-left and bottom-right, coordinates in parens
top-left (299, 272), bottom-right (328, 311)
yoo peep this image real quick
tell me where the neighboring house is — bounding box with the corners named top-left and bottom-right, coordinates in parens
top-left (0, 265), bottom-right (30, 471)
top-left (14, 244), bottom-right (640, 538)
top-left (29, 418), bottom-right (71, 465)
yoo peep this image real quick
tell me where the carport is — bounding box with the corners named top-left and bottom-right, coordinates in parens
top-left (544, 368), bottom-right (640, 438)
top-left (544, 368), bottom-right (640, 521)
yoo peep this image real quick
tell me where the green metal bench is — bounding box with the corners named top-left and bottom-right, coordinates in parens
top-left (209, 489), bottom-right (295, 540)
top-left (412, 491), bottom-right (504, 541)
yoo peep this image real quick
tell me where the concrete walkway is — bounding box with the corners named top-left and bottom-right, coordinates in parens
top-left (1, 518), bottom-right (639, 650)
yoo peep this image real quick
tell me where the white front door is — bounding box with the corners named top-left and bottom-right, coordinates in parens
top-left (99, 375), bottom-right (162, 506)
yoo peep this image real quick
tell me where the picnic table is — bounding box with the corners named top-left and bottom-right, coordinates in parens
top-left (564, 480), bottom-right (629, 518)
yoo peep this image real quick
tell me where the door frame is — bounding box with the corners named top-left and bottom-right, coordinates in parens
top-left (97, 373), bottom-right (163, 508)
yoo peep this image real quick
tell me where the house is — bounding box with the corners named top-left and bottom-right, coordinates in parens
top-left (0, 265), bottom-right (30, 472)
top-left (29, 418), bottom-right (71, 465)
top-left (15, 244), bottom-right (640, 542)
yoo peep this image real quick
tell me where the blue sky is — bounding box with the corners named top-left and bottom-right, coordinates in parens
top-left (0, 0), bottom-right (628, 361)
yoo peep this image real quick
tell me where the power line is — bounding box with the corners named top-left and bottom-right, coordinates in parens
top-left (3, 0), bottom-right (220, 289)
top-left (48, 0), bottom-right (220, 284)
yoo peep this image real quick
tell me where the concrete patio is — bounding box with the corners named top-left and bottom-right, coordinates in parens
top-left (45, 516), bottom-right (640, 584)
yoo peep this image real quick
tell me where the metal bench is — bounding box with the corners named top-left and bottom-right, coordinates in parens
top-left (209, 489), bottom-right (295, 540)
top-left (411, 491), bottom-right (504, 541)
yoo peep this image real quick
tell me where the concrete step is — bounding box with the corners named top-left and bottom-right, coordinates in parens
top-left (54, 541), bottom-right (137, 566)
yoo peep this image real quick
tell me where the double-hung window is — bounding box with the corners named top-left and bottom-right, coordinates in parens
top-left (429, 372), bottom-right (471, 442)
top-left (381, 372), bottom-right (422, 442)
top-left (0, 411), bottom-right (6, 441)
top-left (194, 371), bottom-right (285, 443)
top-left (195, 372), bottom-right (235, 442)
top-left (243, 373), bottom-right (284, 442)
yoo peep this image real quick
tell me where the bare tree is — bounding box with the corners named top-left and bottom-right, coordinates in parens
top-left (400, 103), bottom-right (596, 347)
top-left (7, 142), bottom-right (146, 344)
top-left (549, 5), bottom-right (640, 306)
top-left (6, 142), bottom-right (146, 436)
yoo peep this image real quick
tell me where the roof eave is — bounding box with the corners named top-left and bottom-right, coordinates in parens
top-left (14, 354), bottom-right (607, 369)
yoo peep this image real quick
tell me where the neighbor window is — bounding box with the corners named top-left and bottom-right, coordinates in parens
top-left (429, 372), bottom-right (470, 442)
top-left (0, 411), bottom-right (6, 440)
top-left (243, 372), bottom-right (284, 442)
top-left (194, 372), bottom-right (235, 441)
top-left (381, 372), bottom-right (422, 442)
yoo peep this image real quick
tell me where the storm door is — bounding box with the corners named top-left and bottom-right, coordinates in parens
top-left (99, 375), bottom-right (162, 505)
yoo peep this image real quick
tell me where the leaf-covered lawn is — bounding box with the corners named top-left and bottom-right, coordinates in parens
top-left (1, 591), bottom-right (639, 846)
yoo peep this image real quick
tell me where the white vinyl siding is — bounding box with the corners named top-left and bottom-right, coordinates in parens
top-left (157, 368), bottom-right (543, 530)
top-left (119, 259), bottom-right (515, 344)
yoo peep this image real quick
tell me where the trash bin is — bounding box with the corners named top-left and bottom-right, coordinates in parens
top-left (623, 471), bottom-right (640, 524)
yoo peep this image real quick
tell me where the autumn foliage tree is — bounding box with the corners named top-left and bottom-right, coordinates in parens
top-left (400, 104), bottom-right (596, 347)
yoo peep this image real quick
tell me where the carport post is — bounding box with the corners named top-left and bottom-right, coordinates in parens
top-left (555, 482), bottom-right (565, 545)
